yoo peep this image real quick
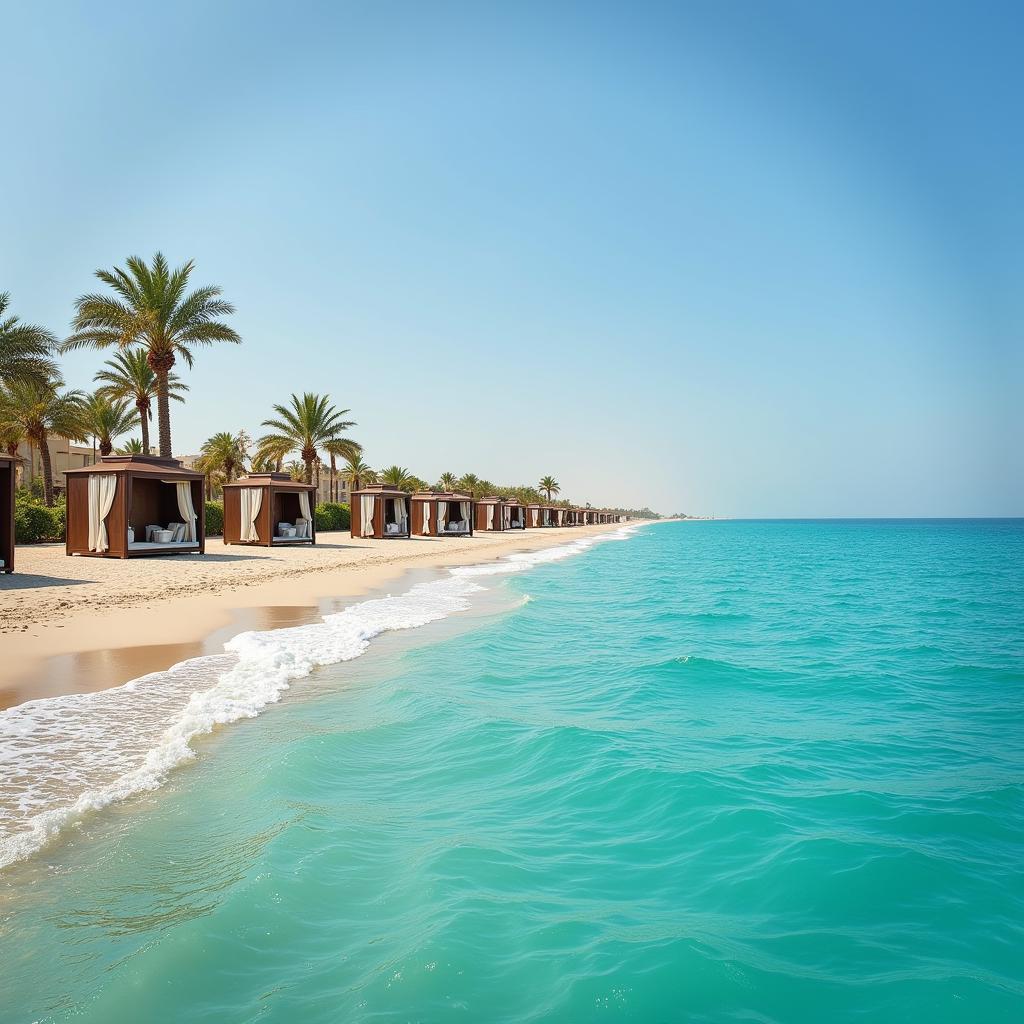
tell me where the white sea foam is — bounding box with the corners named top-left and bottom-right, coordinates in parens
top-left (0, 525), bottom-right (639, 869)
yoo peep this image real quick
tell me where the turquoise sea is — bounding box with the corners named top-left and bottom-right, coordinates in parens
top-left (1, 519), bottom-right (1022, 1022)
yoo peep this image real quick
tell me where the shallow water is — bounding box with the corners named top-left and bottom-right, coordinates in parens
top-left (1, 520), bottom-right (1022, 1022)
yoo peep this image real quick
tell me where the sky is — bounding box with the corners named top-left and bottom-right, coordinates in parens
top-left (1, 0), bottom-right (1021, 517)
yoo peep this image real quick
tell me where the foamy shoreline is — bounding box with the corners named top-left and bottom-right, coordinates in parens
top-left (0, 523), bottom-right (642, 870)
top-left (0, 524), bottom-right (630, 709)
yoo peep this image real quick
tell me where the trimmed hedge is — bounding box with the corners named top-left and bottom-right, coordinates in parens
top-left (205, 501), bottom-right (224, 537)
top-left (14, 496), bottom-right (66, 544)
top-left (315, 502), bottom-right (350, 532)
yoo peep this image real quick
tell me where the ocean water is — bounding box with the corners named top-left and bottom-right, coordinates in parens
top-left (1, 519), bottom-right (1022, 1022)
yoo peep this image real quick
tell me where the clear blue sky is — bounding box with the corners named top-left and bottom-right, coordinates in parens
top-left (2, 0), bottom-right (1020, 516)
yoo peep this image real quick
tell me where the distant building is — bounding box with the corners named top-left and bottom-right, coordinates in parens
top-left (13, 437), bottom-right (97, 495)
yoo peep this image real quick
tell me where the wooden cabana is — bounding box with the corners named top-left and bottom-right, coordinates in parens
top-left (223, 473), bottom-right (317, 546)
top-left (564, 508), bottom-right (581, 527)
top-left (529, 505), bottom-right (560, 527)
top-left (411, 491), bottom-right (474, 537)
top-left (65, 455), bottom-right (204, 558)
top-left (528, 503), bottom-right (552, 528)
top-left (474, 495), bottom-right (524, 532)
top-left (351, 483), bottom-right (410, 539)
top-left (504, 500), bottom-right (526, 530)
top-left (0, 455), bottom-right (14, 573)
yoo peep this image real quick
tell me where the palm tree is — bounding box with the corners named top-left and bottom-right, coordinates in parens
top-left (285, 460), bottom-right (306, 482)
top-left (0, 377), bottom-right (84, 505)
top-left (324, 436), bottom-right (363, 503)
top-left (252, 436), bottom-right (291, 473)
top-left (437, 471), bottom-right (458, 491)
top-left (116, 438), bottom-right (145, 455)
top-left (259, 393), bottom-right (356, 485)
top-left (458, 472), bottom-right (484, 499)
top-left (0, 293), bottom-right (58, 387)
top-left (340, 455), bottom-right (376, 497)
top-left (93, 348), bottom-right (188, 455)
top-left (78, 393), bottom-right (140, 457)
top-left (64, 252), bottom-right (240, 457)
top-left (539, 475), bottom-right (561, 501)
top-left (0, 418), bottom-right (23, 459)
top-left (198, 431), bottom-right (248, 484)
top-left (379, 465), bottom-right (414, 490)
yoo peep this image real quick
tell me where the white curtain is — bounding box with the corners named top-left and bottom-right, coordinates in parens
top-left (421, 500), bottom-right (431, 534)
top-left (361, 495), bottom-right (375, 536)
top-left (394, 497), bottom-right (407, 531)
top-left (531, 507), bottom-right (538, 527)
top-left (88, 474), bottom-right (118, 552)
top-left (503, 506), bottom-right (511, 528)
top-left (174, 482), bottom-right (198, 543)
top-left (486, 504), bottom-right (494, 530)
top-left (240, 487), bottom-right (262, 542)
top-left (438, 501), bottom-right (447, 531)
top-left (298, 490), bottom-right (312, 524)
top-left (557, 508), bottom-right (564, 526)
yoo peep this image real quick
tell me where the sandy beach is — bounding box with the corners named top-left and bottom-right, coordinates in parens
top-left (0, 523), bottom-right (625, 709)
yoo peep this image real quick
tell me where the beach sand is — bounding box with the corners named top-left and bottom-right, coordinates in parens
top-left (0, 524), bottom-right (624, 709)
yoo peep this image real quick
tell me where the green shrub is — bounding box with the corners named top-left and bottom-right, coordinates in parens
top-left (315, 502), bottom-right (350, 532)
top-left (14, 496), bottom-right (66, 544)
top-left (205, 500), bottom-right (224, 536)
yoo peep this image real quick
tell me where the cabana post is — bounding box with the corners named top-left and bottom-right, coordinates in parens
top-left (223, 473), bottom-right (317, 546)
top-left (0, 455), bottom-right (14, 573)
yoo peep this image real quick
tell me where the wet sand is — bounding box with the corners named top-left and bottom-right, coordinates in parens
top-left (0, 525), bottom-right (625, 709)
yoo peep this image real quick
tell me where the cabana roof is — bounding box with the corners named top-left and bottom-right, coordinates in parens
top-left (411, 490), bottom-right (473, 502)
top-left (476, 495), bottom-right (509, 505)
top-left (353, 483), bottom-right (408, 498)
top-left (224, 472), bottom-right (316, 492)
top-left (65, 454), bottom-right (203, 481)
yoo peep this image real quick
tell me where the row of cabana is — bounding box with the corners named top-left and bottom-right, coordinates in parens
top-left (0, 455), bottom-right (629, 568)
top-left (348, 482), bottom-right (624, 539)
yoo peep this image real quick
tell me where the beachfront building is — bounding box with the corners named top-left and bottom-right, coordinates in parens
top-left (565, 508), bottom-right (581, 527)
top-left (65, 455), bottom-right (205, 558)
top-left (12, 436), bottom-right (99, 497)
top-left (411, 491), bottom-right (474, 537)
top-left (351, 483), bottom-right (410, 539)
top-left (0, 455), bottom-right (14, 573)
top-left (222, 473), bottom-right (317, 546)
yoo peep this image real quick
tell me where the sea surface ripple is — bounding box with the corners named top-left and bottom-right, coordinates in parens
top-left (0, 519), bottom-right (1021, 1023)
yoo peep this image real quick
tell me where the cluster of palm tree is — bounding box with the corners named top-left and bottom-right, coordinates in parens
top-left (1, 253), bottom-right (239, 506)
top-left (4, 254), bottom-right (594, 516)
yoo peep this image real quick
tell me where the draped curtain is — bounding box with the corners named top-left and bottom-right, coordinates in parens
top-left (88, 474), bottom-right (118, 552)
top-left (361, 495), bottom-right (375, 536)
top-left (486, 505), bottom-right (494, 530)
top-left (176, 482), bottom-right (198, 542)
top-left (298, 490), bottom-right (312, 525)
top-left (393, 497), bottom-right (407, 531)
top-left (557, 509), bottom-right (564, 526)
top-left (459, 501), bottom-right (470, 527)
top-left (531, 507), bottom-right (538, 527)
top-left (438, 501), bottom-right (447, 531)
top-left (240, 487), bottom-right (262, 542)
top-left (421, 499), bottom-right (431, 535)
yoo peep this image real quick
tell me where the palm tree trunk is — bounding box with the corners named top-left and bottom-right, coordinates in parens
top-left (155, 365), bottom-right (172, 458)
top-left (139, 400), bottom-right (150, 454)
top-left (99, 439), bottom-right (113, 457)
top-left (37, 430), bottom-right (55, 506)
top-left (330, 456), bottom-right (336, 502)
